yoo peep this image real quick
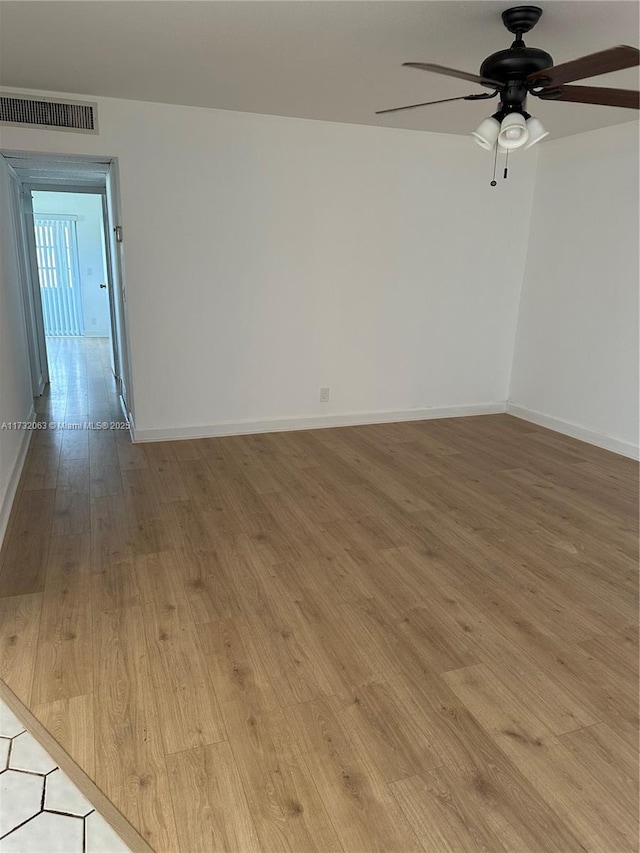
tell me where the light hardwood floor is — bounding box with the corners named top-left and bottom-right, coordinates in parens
top-left (0, 337), bottom-right (638, 853)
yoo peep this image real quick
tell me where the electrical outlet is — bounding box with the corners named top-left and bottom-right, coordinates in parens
top-left (319, 387), bottom-right (330, 403)
top-left (91, 317), bottom-right (97, 326)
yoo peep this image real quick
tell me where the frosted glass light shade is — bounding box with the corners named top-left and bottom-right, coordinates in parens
top-left (523, 117), bottom-right (549, 149)
top-left (471, 117), bottom-right (500, 150)
top-left (498, 113), bottom-right (529, 149)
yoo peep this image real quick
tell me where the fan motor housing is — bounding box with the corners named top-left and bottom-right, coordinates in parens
top-left (480, 46), bottom-right (554, 83)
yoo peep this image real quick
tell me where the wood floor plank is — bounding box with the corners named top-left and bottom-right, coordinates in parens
top-left (92, 558), bottom-right (139, 612)
top-left (301, 607), bottom-right (382, 699)
top-left (315, 429), bottom-right (431, 513)
top-left (392, 752), bottom-right (590, 853)
top-left (135, 552), bottom-right (227, 754)
top-left (90, 494), bottom-right (133, 569)
top-left (414, 461), bottom-right (637, 580)
top-left (337, 681), bottom-right (442, 783)
top-left (162, 498), bottom-right (220, 555)
top-left (166, 741), bottom-right (262, 853)
top-left (287, 696), bottom-right (424, 852)
top-left (445, 662), bottom-right (638, 852)
top-left (391, 770), bottom-right (509, 853)
top-left (116, 439), bottom-right (150, 471)
top-left (32, 693), bottom-right (95, 778)
top-left (52, 487), bottom-right (91, 536)
top-left (0, 488), bottom-right (55, 595)
top-left (504, 466), bottom-right (638, 556)
top-left (558, 630), bottom-right (640, 745)
top-left (31, 533), bottom-right (93, 704)
top-left (60, 426), bottom-right (89, 461)
top-left (122, 467), bottom-right (164, 524)
top-left (22, 444), bottom-right (61, 491)
top-left (397, 605), bottom-right (481, 673)
top-left (246, 608), bottom-right (336, 707)
top-left (89, 462), bottom-right (123, 498)
top-left (218, 556), bottom-right (337, 707)
top-left (223, 706), bottom-right (344, 853)
top-left (387, 541), bottom-right (607, 733)
top-left (277, 594), bottom-right (593, 853)
top-left (422, 450), bottom-right (637, 571)
top-left (559, 722), bottom-right (639, 799)
top-left (196, 617), bottom-right (280, 715)
top-left (343, 590), bottom-right (600, 738)
top-left (577, 624), bottom-right (639, 680)
top-left (93, 604), bottom-right (180, 851)
top-left (0, 592), bottom-right (43, 703)
top-left (175, 547), bottom-right (239, 624)
top-left (232, 451), bottom-right (283, 495)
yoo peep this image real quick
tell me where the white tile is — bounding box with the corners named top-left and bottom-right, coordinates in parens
top-left (0, 811), bottom-right (84, 852)
top-left (0, 702), bottom-right (25, 739)
top-left (8, 731), bottom-right (57, 774)
top-left (85, 811), bottom-right (131, 853)
top-left (0, 769), bottom-right (44, 836)
top-left (44, 768), bottom-right (93, 817)
top-left (0, 737), bottom-right (10, 770)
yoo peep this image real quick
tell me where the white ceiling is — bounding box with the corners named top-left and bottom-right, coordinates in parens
top-left (0, 1), bottom-right (638, 139)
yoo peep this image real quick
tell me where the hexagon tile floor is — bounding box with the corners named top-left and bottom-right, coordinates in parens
top-left (0, 699), bottom-right (131, 852)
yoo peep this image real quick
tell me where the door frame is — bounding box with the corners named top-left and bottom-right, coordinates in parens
top-left (2, 153), bottom-right (135, 427)
top-left (104, 159), bottom-right (134, 424)
top-left (6, 170), bottom-right (49, 396)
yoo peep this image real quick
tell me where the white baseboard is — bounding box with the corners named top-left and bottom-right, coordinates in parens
top-left (131, 401), bottom-right (507, 443)
top-left (506, 403), bottom-right (639, 460)
top-left (0, 404), bottom-right (36, 549)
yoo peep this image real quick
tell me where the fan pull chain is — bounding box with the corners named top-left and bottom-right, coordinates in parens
top-left (490, 143), bottom-right (498, 187)
top-left (504, 149), bottom-right (510, 179)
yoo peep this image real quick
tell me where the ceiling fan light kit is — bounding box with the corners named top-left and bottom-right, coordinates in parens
top-left (377, 5), bottom-right (639, 185)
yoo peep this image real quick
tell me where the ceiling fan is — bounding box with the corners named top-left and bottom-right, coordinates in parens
top-left (377, 5), bottom-right (640, 152)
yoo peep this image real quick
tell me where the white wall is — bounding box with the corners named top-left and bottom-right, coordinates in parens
top-left (509, 122), bottom-right (639, 456)
top-left (0, 89), bottom-right (538, 437)
top-left (31, 191), bottom-right (111, 336)
top-left (0, 154), bottom-right (35, 542)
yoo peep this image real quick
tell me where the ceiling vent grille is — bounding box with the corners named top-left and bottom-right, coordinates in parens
top-left (0, 94), bottom-right (98, 134)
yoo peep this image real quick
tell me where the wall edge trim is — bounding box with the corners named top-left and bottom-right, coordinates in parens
top-left (507, 402), bottom-right (639, 460)
top-left (131, 402), bottom-right (507, 443)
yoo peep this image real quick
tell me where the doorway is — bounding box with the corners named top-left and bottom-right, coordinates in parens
top-left (0, 151), bottom-right (134, 427)
top-left (32, 192), bottom-right (112, 339)
top-left (30, 190), bottom-right (115, 402)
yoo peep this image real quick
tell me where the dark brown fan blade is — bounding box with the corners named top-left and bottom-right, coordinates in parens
top-left (403, 62), bottom-right (504, 90)
top-left (528, 45), bottom-right (639, 88)
top-left (537, 85), bottom-right (640, 109)
top-left (375, 92), bottom-right (496, 115)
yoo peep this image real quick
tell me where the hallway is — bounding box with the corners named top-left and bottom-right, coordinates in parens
top-left (42, 336), bottom-right (122, 429)
top-left (0, 337), bottom-right (127, 601)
